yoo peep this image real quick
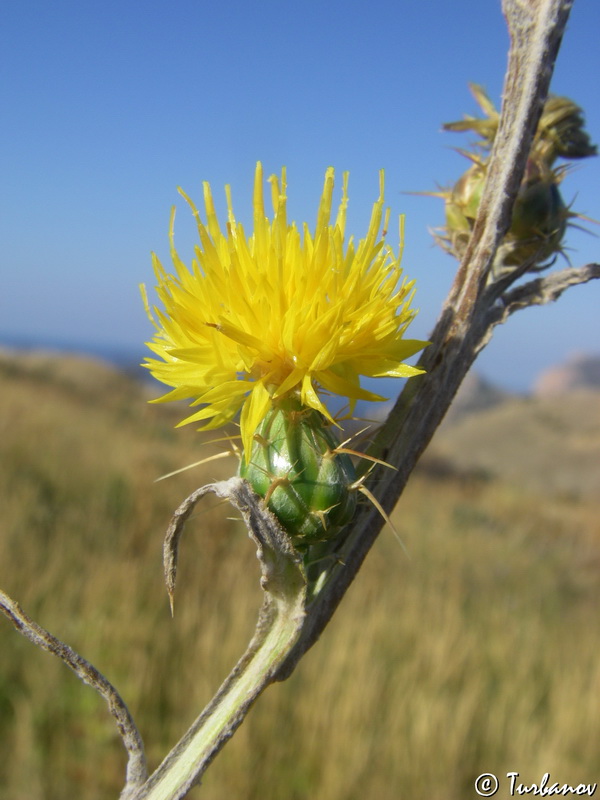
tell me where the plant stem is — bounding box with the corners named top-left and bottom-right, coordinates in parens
top-left (132, 478), bottom-right (307, 800)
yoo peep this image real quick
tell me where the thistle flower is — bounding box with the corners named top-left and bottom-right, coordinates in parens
top-left (433, 85), bottom-right (597, 272)
top-left (143, 163), bottom-right (426, 461)
top-left (143, 164), bottom-right (427, 543)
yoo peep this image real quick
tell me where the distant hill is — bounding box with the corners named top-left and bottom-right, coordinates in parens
top-left (533, 353), bottom-right (600, 397)
top-left (432, 389), bottom-right (600, 499)
top-left (0, 333), bottom-right (145, 380)
top-left (0, 346), bottom-right (148, 406)
top-left (428, 353), bottom-right (600, 499)
top-left (444, 371), bottom-right (512, 423)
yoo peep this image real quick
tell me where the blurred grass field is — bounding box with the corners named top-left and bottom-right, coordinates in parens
top-left (1, 350), bottom-right (599, 799)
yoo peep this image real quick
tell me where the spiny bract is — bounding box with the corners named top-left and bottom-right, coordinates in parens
top-left (239, 397), bottom-right (357, 545)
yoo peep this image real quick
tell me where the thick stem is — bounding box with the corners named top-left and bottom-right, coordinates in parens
top-left (133, 600), bottom-right (302, 800)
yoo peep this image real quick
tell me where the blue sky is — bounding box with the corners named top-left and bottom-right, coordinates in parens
top-left (2, 0), bottom-right (599, 392)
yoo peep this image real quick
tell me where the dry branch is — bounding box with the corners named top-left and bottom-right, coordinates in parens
top-left (0, 589), bottom-right (147, 800)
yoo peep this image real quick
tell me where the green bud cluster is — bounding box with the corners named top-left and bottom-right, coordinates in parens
top-left (433, 84), bottom-right (596, 273)
top-left (442, 159), bottom-right (568, 268)
top-left (239, 397), bottom-right (357, 548)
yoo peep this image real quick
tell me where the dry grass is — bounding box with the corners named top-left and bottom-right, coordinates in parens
top-left (1, 352), bottom-right (599, 799)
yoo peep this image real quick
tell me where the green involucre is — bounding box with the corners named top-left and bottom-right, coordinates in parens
top-left (239, 398), bottom-right (357, 546)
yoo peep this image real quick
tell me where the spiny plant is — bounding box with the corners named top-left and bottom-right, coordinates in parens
top-left (3, 5), bottom-right (600, 799)
top-left (431, 84), bottom-right (597, 274)
top-left (142, 164), bottom-right (428, 550)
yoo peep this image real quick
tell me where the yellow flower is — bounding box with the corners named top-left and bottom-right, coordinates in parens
top-left (143, 163), bottom-right (427, 461)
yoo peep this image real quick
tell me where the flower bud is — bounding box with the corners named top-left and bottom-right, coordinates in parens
top-left (239, 397), bottom-right (357, 546)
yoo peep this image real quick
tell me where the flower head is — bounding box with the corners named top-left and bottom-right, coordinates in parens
top-left (143, 163), bottom-right (427, 461)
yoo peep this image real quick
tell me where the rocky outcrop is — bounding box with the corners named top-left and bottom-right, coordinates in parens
top-left (533, 353), bottom-right (600, 396)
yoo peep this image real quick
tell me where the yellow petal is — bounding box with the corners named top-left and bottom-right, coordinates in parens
top-left (240, 381), bottom-right (272, 463)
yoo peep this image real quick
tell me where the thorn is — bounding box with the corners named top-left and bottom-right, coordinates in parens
top-left (357, 485), bottom-right (409, 559)
top-left (264, 476), bottom-right (291, 504)
top-left (155, 450), bottom-right (234, 481)
top-left (204, 432), bottom-right (243, 445)
top-left (335, 446), bottom-right (397, 470)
